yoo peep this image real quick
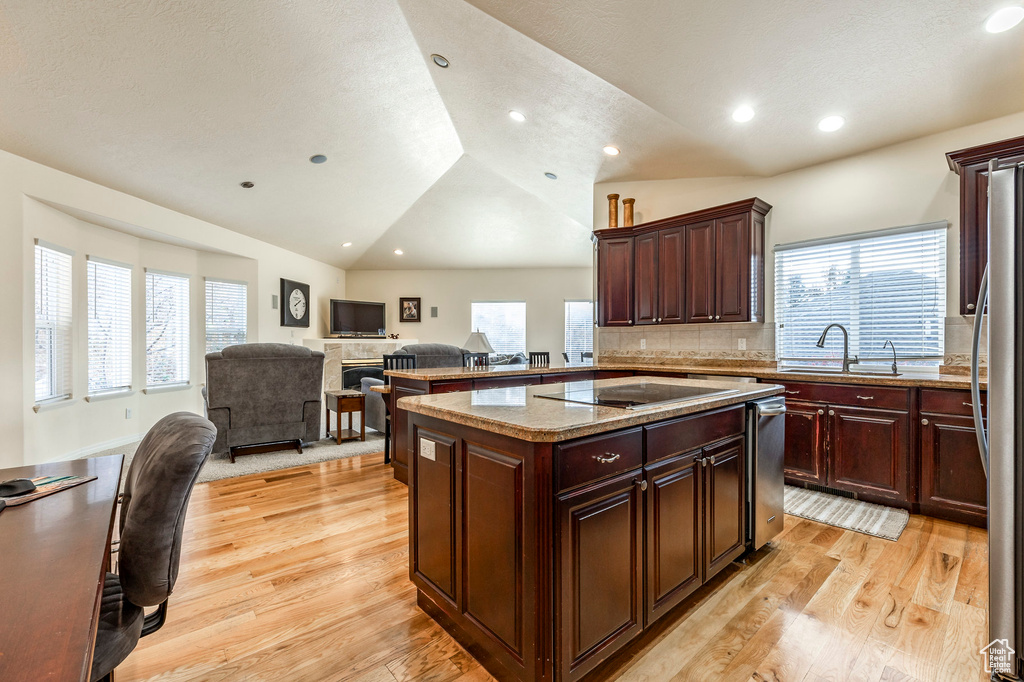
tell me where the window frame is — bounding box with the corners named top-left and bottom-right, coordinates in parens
top-left (34, 240), bottom-right (74, 406)
top-left (145, 268), bottom-right (192, 388)
top-left (564, 300), bottom-right (594, 358)
top-left (86, 255), bottom-right (133, 396)
top-left (204, 277), bottom-right (248, 354)
top-left (469, 300), bottom-right (527, 356)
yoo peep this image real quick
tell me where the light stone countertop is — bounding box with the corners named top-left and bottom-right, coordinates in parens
top-left (384, 360), bottom-right (983, 390)
top-left (397, 376), bottom-right (784, 442)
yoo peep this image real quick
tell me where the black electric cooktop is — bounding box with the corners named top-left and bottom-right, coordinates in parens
top-left (535, 382), bottom-right (737, 410)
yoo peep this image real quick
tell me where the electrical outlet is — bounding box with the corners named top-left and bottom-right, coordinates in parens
top-left (737, 338), bottom-right (747, 351)
top-left (125, 408), bottom-right (133, 419)
top-left (640, 338), bottom-right (646, 350)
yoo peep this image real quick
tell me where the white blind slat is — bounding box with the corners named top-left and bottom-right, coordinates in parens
top-left (205, 280), bottom-right (247, 353)
top-left (471, 301), bottom-right (526, 355)
top-left (775, 227), bottom-right (946, 366)
top-left (146, 272), bottom-right (190, 386)
top-left (35, 244), bottom-right (73, 402)
top-left (564, 300), bottom-right (594, 358)
top-left (88, 260), bottom-right (132, 393)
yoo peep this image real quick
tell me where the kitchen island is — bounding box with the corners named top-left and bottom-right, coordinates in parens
top-left (397, 376), bottom-right (784, 682)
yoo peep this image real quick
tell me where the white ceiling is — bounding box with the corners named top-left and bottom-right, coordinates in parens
top-left (1, 0), bottom-right (1021, 269)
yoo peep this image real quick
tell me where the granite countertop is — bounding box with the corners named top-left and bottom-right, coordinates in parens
top-left (384, 360), bottom-right (983, 390)
top-left (397, 376), bottom-right (783, 442)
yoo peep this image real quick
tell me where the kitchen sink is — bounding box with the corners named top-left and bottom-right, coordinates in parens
top-left (777, 368), bottom-right (901, 378)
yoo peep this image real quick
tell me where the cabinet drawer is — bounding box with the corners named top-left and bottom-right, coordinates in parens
top-left (645, 406), bottom-right (745, 464)
top-left (777, 381), bottom-right (909, 411)
top-left (432, 380), bottom-right (472, 394)
top-left (920, 388), bottom-right (986, 417)
top-left (541, 371), bottom-right (595, 384)
top-left (556, 428), bottom-right (643, 492)
top-left (472, 375), bottom-right (542, 390)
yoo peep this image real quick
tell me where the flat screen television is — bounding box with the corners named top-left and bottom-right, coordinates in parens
top-left (330, 299), bottom-right (386, 337)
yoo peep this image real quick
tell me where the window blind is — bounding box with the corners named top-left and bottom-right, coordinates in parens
top-left (34, 243), bottom-right (73, 402)
top-left (775, 223), bottom-right (946, 366)
top-left (470, 301), bottom-right (526, 355)
top-left (146, 271), bottom-right (190, 386)
top-left (205, 279), bottom-right (247, 353)
top-left (564, 301), bottom-right (594, 357)
top-left (87, 258), bottom-right (132, 394)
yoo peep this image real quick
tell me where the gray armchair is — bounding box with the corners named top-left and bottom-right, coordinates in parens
top-left (204, 343), bottom-right (325, 461)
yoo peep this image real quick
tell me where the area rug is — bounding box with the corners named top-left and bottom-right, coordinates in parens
top-left (87, 432), bottom-right (386, 483)
top-left (784, 485), bottom-right (909, 541)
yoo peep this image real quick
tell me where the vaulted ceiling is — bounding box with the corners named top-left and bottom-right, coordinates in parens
top-left (1, 0), bottom-right (1021, 269)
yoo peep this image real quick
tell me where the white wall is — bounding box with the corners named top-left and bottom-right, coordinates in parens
top-left (594, 111), bottom-right (1024, 322)
top-left (345, 268), bottom-right (594, 356)
top-left (1, 148), bottom-right (345, 467)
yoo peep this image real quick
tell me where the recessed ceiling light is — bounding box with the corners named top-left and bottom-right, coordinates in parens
top-left (545, 172), bottom-right (558, 180)
top-left (394, 249), bottom-right (404, 255)
top-left (732, 105), bottom-right (755, 123)
top-left (431, 54), bottom-right (449, 68)
top-left (602, 145), bottom-right (620, 156)
top-left (986, 6), bottom-right (1024, 32)
top-left (818, 115), bottom-right (845, 132)
top-left (240, 181), bottom-right (254, 188)
top-left (310, 154), bottom-right (327, 164)
top-left (342, 242), bottom-right (352, 247)
top-left (508, 110), bottom-right (526, 122)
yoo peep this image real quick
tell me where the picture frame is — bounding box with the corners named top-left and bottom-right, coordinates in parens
top-left (399, 297), bottom-right (421, 323)
top-left (280, 278), bottom-right (310, 328)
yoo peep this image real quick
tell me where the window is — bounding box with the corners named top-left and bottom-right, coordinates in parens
top-left (146, 270), bottom-right (190, 387)
top-left (470, 301), bottom-right (526, 355)
top-left (87, 258), bottom-right (132, 394)
top-left (34, 242), bottom-right (73, 403)
top-left (775, 222), bottom-right (946, 367)
top-left (564, 301), bottom-right (594, 358)
top-left (205, 279), bottom-right (247, 353)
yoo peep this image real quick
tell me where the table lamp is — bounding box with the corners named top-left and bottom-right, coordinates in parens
top-left (463, 331), bottom-right (495, 354)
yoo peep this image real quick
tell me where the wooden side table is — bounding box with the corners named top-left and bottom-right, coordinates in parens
top-left (325, 390), bottom-right (366, 444)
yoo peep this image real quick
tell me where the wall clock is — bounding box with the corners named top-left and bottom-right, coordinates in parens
top-left (280, 278), bottom-right (310, 328)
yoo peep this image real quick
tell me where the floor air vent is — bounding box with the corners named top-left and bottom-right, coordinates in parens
top-left (803, 482), bottom-right (857, 500)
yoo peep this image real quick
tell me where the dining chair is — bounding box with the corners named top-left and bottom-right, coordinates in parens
top-left (463, 352), bottom-right (489, 368)
top-left (562, 352), bottom-right (569, 362)
top-left (529, 352), bottom-right (550, 366)
top-left (381, 354), bottom-right (417, 464)
top-left (91, 412), bottom-right (215, 682)
top-left (581, 351), bottom-right (593, 361)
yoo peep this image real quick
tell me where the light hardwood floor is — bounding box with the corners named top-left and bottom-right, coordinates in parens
top-left (118, 453), bottom-right (989, 682)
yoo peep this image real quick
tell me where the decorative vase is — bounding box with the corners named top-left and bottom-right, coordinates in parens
top-left (607, 194), bottom-right (619, 228)
top-left (622, 198), bottom-right (635, 227)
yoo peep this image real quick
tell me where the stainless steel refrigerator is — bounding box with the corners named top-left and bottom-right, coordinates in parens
top-left (972, 160), bottom-right (1024, 679)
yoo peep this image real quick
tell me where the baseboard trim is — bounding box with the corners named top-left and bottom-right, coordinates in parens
top-left (49, 432), bottom-right (145, 462)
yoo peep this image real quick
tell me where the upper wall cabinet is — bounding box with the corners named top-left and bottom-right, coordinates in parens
top-left (947, 135), bottom-right (1024, 315)
top-left (594, 198), bottom-right (771, 327)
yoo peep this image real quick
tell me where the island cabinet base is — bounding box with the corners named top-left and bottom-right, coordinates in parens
top-left (407, 404), bottom-right (750, 682)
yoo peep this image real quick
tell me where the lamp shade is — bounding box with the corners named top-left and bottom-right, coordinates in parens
top-left (463, 331), bottom-right (495, 354)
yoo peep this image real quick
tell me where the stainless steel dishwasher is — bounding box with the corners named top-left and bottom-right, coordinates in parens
top-left (747, 397), bottom-right (786, 549)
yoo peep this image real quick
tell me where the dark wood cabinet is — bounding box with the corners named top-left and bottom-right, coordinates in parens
top-left (557, 470), bottom-right (644, 682)
top-left (594, 198), bottom-right (771, 327)
top-left (828, 405), bottom-right (910, 505)
top-left (703, 436), bottom-right (746, 575)
top-left (947, 135), bottom-right (1024, 315)
top-left (684, 220), bottom-right (716, 323)
top-left (782, 400), bottom-right (827, 485)
top-left (919, 389), bottom-right (987, 527)
top-left (597, 236), bottom-right (633, 326)
top-left (392, 383), bottom-right (427, 484)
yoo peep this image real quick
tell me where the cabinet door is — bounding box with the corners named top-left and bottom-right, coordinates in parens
top-left (644, 451), bottom-right (702, 625)
top-left (557, 471), bottom-right (644, 681)
top-left (827, 406), bottom-right (909, 504)
top-left (411, 429), bottom-right (458, 601)
top-left (920, 413), bottom-right (987, 526)
top-left (714, 213), bottom-right (752, 322)
top-left (684, 221), bottom-right (716, 323)
top-left (392, 383), bottom-right (427, 484)
top-left (598, 237), bottom-right (634, 326)
top-left (703, 436), bottom-right (746, 579)
top-left (658, 226), bottom-right (685, 324)
top-left (783, 400), bottom-right (827, 486)
top-left (633, 232), bottom-right (658, 325)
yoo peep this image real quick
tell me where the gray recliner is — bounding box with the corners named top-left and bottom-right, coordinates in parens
top-left (204, 343), bottom-right (324, 460)
top-left (360, 343), bottom-right (466, 433)
top-left (91, 412), bottom-right (216, 682)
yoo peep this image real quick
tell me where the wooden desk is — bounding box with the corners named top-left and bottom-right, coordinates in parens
top-left (0, 455), bottom-right (124, 682)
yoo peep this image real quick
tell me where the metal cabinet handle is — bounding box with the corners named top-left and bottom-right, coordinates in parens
top-left (856, 396), bottom-right (874, 400)
top-left (633, 478), bottom-right (648, 491)
top-left (700, 457), bottom-right (708, 467)
top-left (829, 410), bottom-right (835, 416)
top-left (594, 453), bottom-right (621, 464)
top-left (785, 390), bottom-right (801, 395)
top-left (963, 402), bottom-right (974, 408)
top-left (707, 455), bottom-right (716, 465)
top-left (628, 319), bottom-right (633, 324)
top-left (715, 315), bottom-right (721, 320)
top-left (817, 409), bottom-right (824, 415)
top-left (921, 418), bottom-right (929, 426)
top-left (967, 302), bottom-right (976, 311)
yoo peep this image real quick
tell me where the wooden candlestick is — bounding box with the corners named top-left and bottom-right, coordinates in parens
top-left (622, 198), bottom-right (635, 227)
top-left (607, 194), bottom-right (619, 228)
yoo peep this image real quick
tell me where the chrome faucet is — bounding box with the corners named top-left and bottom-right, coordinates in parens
top-left (816, 323), bottom-right (859, 373)
top-left (883, 340), bottom-right (898, 375)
